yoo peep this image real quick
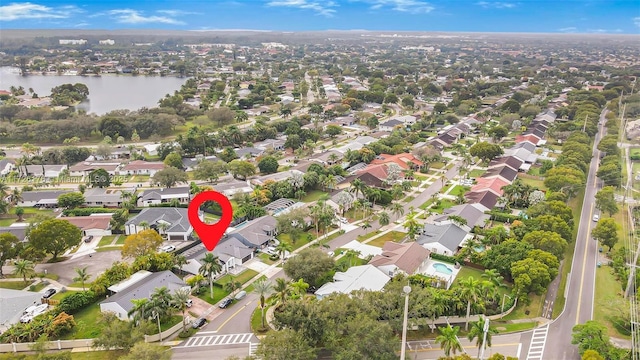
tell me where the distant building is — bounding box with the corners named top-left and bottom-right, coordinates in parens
top-left (59, 39), bottom-right (87, 45)
top-left (99, 39), bottom-right (115, 45)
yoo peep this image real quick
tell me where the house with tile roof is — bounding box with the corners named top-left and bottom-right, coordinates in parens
top-left (117, 161), bottom-right (165, 176)
top-left (482, 165), bottom-right (518, 183)
top-left (471, 177), bottom-right (511, 197)
top-left (370, 153), bottom-right (423, 170)
top-left (465, 190), bottom-right (501, 210)
top-left (62, 214), bottom-right (113, 237)
top-left (369, 242), bottom-right (430, 277)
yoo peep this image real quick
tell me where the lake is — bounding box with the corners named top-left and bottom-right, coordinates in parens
top-left (0, 67), bottom-right (188, 115)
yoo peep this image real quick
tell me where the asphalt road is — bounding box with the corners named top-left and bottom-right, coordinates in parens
top-left (540, 109), bottom-right (607, 359)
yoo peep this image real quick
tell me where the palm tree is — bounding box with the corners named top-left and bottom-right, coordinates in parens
top-left (224, 281), bottom-right (241, 296)
top-left (390, 202), bottom-right (404, 220)
top-left (427, 289), bottom-right (449, 332)
top-left (361, 221), bottom-right (371, 232)
top-left (150, 286), bottom-right (174, 320)
top-left (275, 241), bottom-right (292, 261)
top-left (199, 253), bottom-right (222, 299)
top-left (458, 276), bottom-right (483, 331)
top-left (128, 298), bottom-right (151, 325)
top-left (379, 211), bottom-right (390, 226)
top-left (0, 182), bottom-right (10, 198)
top-left (481, 269), bottom-right (506, 289)
top-left (403, 211), bottom-right (421, 240)
top-left (349, 178), bottom-right (367, 199)
top-left (435, 325), bottom-right (463, 357)
top-left (343, 249), bottom-right (361, 267)
top-left (172, 288), bottom-right (191, 333)
top-left (13, 259), bottom-right (35, 285)
top-left (290, 278), bottom-right (309, 299)
top-left (253, 279), bottom-right (273, 330)
top-left (272, 278), bottom-right (290, 307)
top-left (467, 317), bottom-right (498, 359)
top-left (139, 221), bottom-right (149, 230)
top-left (73, 267), bottom-right (90, 291)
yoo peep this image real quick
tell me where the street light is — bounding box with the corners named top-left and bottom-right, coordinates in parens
top-left (152, 310), bottom-right (163, 342)
top-left (479, 316), bottom-right (490, 360)
top-left (400, 285), bottom-right (411, 360)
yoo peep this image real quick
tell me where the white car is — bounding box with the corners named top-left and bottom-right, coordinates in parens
top-left (265, 246), bottom-right (277, 255)
top-left (592, 214), bottom-right (600, 222)
top-left (159, 245), bottom-right (176, 253)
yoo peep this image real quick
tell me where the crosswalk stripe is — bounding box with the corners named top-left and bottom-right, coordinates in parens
top-left (175, 333), bottom-right (256, 348)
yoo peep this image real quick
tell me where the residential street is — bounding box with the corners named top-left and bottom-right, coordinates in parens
top-left (536, 109), bottom-right (606, 359)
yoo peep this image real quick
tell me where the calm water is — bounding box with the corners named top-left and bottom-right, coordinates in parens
top-left (0, 67), bottom-right (187, 115)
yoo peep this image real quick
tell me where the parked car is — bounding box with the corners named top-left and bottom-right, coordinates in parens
top-left (192, 317), bottom-right (206, 329)
top-left (219, 298), bottom-right (233, 308)
top-left (592, 214), bottom-right (600, 222)
top-left (42, 288), bottom-right (57, 299)
top-left (159, 245), bottom-right (176, 253)
top-left (234, 291), bottom-right (247, 301)
top-left (185, 299), bottom-right (193, 308)
top-left (83, 235), bottom-right (94, 243)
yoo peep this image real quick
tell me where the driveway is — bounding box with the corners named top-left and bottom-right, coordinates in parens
top-left (36, 249), bottom-right (126, 285)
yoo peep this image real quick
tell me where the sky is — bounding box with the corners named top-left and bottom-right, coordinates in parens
top-left (0, 0), bottom-right (639, 34)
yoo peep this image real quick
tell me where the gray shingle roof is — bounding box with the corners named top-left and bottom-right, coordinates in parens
top-left (100, 271), bottom-right (186, 314)
top-left (126, 207), bottom-right (191, 233)
top-left (140, 187), bottom-right (190, 201)
top-left (417, 223), bottom-right (469, 252)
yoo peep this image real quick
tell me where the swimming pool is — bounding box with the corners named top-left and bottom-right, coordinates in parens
top-left (432, 263), bottom-right (454, 275)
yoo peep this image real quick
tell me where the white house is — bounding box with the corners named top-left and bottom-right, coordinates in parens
top-left (117, 161), bottom-right (165, 176)
top-left (0, 159), bottom-right (15, 176)
top-left (138, 187), bottom-right (191, 207)
top-left (314, 265), bottom-right (390, 299)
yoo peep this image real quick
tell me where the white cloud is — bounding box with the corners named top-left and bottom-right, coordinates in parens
top-left (0, 2), bottom-right (81, 21)
top-left (107, 9), bottom-right (185, 25)
top-left (557, 27), bottom-right (577, 33)
top-left (266, 0), bottom-right (337, 17)
top-left (355, 0), bottom-right (435, 14)
top-left (156, 10), bottom-right (197, 17)
top-left (634, 17), bottom-right (640, 28)
top-left (476, 1), bottom-right (516, 9)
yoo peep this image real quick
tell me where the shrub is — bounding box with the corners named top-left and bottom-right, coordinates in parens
top-left (62, 208), bottom-right (117, 216)
top-left (178, 328), bottom-right (196, 338)
top-left (430, 253), bottom-right (458, 264)
top-left (56, 291), bottom-right (96, 315)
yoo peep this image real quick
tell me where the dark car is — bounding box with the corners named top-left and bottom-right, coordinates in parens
top-left (219, 298), bottom-right (233, 309)
top-left (42, 289), bottom-right (57, 299)
top-left (84, 235), bottom-right (94, 243)
top-left (191, 318), bottom-right (206, 329)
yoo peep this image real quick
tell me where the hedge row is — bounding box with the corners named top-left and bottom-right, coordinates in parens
top-left (62, 208), bottom-right (117, 216)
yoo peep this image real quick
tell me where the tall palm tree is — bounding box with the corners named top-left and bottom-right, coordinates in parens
top-left (403, 211), bottom-right (421, 240)
top-left (275, 241), bottom-right (292, 261)
top-left (199, 253), bottom-right (222, 299)
top-left (272, 278), bottom-right (290, 307)
top-left (435, 325), bottom-right (463, 357)
top-left (253, 279), bottom-right (273, 330)
top-left (0, 182), bottom-right (10, 198)
top-left (390, 202), bottom-right (404, 220)
top-left (73, 267), bottom-right (91, 291)
top-left (172, 288), bottom-right (191, 333)
top-left (467, 317), bottom-right (498, 359)
top-left (349, 178), bottom-right (366, 200)
top-left (427, 289), bottom-right (449, 332)
top-left (379, 211), bottom-right (390, 227)
top-left (361, 220), bottom-right (371, 232)
top-left (290, 278), bottom-right (309, 299)
top-left (13, 259), bottom-right (35, 285)
top-left (458, 276), bottom-right (483, 331)
top-left (150, 286), bottom-right (173, 320)
top-left (481, 269), bottom-right (506, 289)
top-left (139, 221), bottom-right (149, 230)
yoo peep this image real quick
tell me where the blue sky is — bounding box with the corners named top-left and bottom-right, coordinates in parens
top-left (0, 0), bottom-right (639, 33)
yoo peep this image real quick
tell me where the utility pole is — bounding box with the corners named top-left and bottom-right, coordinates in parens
top-left (479, 316), bottom-right (490, 360)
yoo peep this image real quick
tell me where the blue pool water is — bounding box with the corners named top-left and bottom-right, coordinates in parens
top-left (433, 263), bottom-right (453, 275)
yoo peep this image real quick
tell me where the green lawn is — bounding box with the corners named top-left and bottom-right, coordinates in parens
top-left (130, 175), bottom-right (150, 182)
top-left (449, 185), bottom-right (470, 197)
top-left (98, 235), bottom-right (117, 247)
top-left (68, 281), bottom-right (92, 289)
top-left (218, 269), bottom-right (259, 286)
top-left (430, 199), bottom-right (456, 214)
top-left (115, 235), bottom-right (126, 245)
top-left (95, 246), bottom-right (122, 252)
top-left (492, 321), bottom-right (538, 334)
top-left (366, 231), bottom-right (406, 247)
top-left (258, 253), bottom-right (277, 265)
top-left (251, 306), bottom-right (271, 334)
top-left (301, 190), bottom-right (329, 203)
top-left (0, 280), bottom-right (33, 290)
top-left (0, 350), bottom-right (128, 360)
top-left (468, 169), bottom-right (486, 178)
top-left (277, 233), bottom-right (312, 251)
top-left (519, 177), bottom-right (546, 191)
top-left (593, 265), bottom-right (631, 338)
top-left (150, 315), bottom-right (183, 334)
top-left (197, 285), bottom-right (230, 305)
top-left (30, 282), bottom-right (48, 292)
top-left (61, 302), bottom-right (103, 339)
top-left (335, 255), bottom-right (366, 269)
top-left (0, 218), bottom-right (14, 226)
top-left (402, 196), bottom-right (415, 203)
top-left (430, 162), bottom-right (445, 169)
top-left (357, 230), bottom-right (383, 241)
top-left (502, 292), bottom-right (544, 320)
top-left (419, 199), bottom-right (434, 210)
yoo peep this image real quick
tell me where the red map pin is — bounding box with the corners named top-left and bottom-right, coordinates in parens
top-left (188, 190), bottom-right (234, 251)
